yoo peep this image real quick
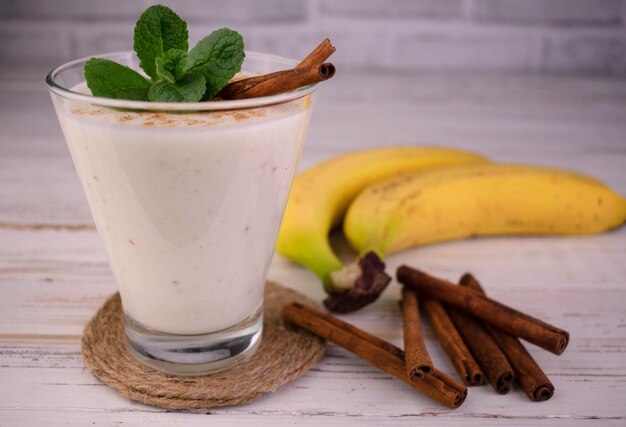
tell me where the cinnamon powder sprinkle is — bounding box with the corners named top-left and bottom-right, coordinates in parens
top-left (71, 100), bottom-right (288, 128)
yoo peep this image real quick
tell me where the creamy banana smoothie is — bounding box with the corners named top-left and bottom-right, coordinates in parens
top-left (47, 4), bottom-right (333, 374)
top-left (58, 83), bottom-right (310, 335)
top-left (47, 54), bottom-right (324, 375)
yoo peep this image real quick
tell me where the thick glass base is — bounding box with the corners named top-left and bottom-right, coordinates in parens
top-left (124, 306), bottom-right (263, 376)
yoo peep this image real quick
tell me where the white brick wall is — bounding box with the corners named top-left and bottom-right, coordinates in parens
top-left (2, 0), bottom-right (626, 79)
top-left (472, 0), bottom-right (622, 26)
top-left (318, 0), bottom-right (463, 19)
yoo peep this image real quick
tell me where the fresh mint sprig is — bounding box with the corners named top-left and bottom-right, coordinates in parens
top-left (84, 5), bottom-right (245, 102)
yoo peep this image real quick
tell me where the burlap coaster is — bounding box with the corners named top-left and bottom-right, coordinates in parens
top-left (81, 281), bottom-right (326, 410)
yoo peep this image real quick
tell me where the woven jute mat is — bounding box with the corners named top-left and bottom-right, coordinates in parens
top-left (81, 281), bottom-right (326, 410)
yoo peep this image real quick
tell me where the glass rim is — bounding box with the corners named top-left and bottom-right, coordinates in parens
top-left (45, 50), bottom-right (318, 111)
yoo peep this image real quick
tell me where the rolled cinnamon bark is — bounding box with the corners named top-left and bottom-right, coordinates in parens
top-left (421, 298), bottom-right (483, 386)
top-left (218, 63), bottom-right (335, 99)
top-left (400, 288), bottom-right (433, 381)
top-left (446, 305), bottom-right (515, 394)
top-left (218, 39), bottom-right (336, 100)
top-left (397, 266), bottom-right (569, 355)
top-left (460, 273), bottom-right (555, 401)
top-left (282, 302), bottom-right (467, 408)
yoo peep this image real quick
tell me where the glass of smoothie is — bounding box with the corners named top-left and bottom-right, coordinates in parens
top-left (46, 51), bottom-right (316, 375)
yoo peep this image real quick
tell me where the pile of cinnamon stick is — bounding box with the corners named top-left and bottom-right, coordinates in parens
top-left (282, 265), bottom-right (569, 409)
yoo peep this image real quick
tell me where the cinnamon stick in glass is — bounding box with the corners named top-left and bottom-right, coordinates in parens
top-left (400, 288), bottom-right (433, 381)
top-left (218, 39), bottom-right (336, 99)
top-left (396, 266), bottom-right (569, 355)
top-left (460, 273), bottom-right (555, 401)
top-left (218, 63), bottom-right (335, 99)
top-left (421, 297), bottom-right (484, 386)
top-left (446, 301), bottom-right (515, 394)
top-left (282, 302), bottom-right (467, 408)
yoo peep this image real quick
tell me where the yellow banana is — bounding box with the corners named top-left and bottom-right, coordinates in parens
top-left (344, 164), bottom-right (626, 257)
top-left (276, 146), bottom-right (489, 312)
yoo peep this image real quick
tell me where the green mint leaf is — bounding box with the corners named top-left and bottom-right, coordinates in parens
top-left (84, 58), bottom-right (151, 101)
top-left (133, 5), bottom-right (188, 80)
top-left (155, 49), bottom-right (188, 84)
top-left (147, 72), bottom-right (206, 102)
top-left (184, 28), bottom-right (244, 99)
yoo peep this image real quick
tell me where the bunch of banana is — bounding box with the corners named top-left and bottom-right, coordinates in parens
top-left (277, 148), bottom-right (626, 313)
top-left (276, 146), bottom-right (490, 312)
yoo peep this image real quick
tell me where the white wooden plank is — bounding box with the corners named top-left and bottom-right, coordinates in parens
top-left (1, 352), bottom-right (626, 417)
top-left (1, 363), bottom-right (625, 421)
top-left (2, 409), bottom-right (622, 427)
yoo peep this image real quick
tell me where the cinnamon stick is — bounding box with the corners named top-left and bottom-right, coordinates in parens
top-left (218, 63), bottom-right (335, 99)
top-left (460, 273), bottom-right (555, 401)
top-left (218, 39), bottom-right (336, 99)
top-left (445, 299), bottom-right (515, 394)
top-left (400, 288), bottom-right (433, 381)
top-left (282, 302), bottom-right (467, 408)
top-left (421, 297), bottom-right (484, 386)
top-left (297, 38), bottom-right (336, 68)
top-left (396, 266), bottom-right (569, 355)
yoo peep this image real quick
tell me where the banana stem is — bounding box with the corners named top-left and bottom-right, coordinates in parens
top-left (277, 237), bottom-right (390, 310)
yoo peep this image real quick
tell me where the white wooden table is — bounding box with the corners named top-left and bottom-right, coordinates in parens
top-left (1, 72), bottom-right (625, 426)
